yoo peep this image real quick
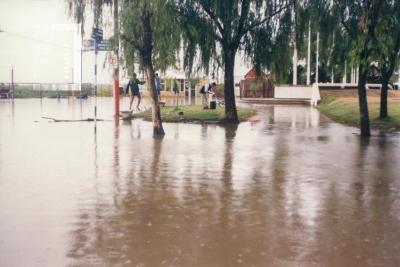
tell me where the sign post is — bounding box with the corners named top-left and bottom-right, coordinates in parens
top-left (91, 27), bottom-right (103, 134)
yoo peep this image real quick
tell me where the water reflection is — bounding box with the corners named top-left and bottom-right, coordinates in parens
top-left (0, 99), bottom-right (400, 266)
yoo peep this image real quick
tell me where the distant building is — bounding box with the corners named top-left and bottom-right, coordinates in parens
top-left (239, 68), bottom-right (274, 98)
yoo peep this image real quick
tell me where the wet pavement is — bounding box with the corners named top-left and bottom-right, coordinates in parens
top-left (1, 97), bottom-right (400, 266)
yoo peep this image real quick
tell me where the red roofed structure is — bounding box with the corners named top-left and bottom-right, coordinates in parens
top-left (240, 68), bottom-right (274, 98)
top-left (244, 68), bottom-right (269, 79)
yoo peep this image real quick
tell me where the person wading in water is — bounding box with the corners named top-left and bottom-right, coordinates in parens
top-left (126, 72), bottom-right (145, 111)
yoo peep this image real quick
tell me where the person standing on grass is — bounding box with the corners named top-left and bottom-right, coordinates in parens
top-left (200, 82), bottom-right (217, 108)
top-left (199, 84), bottom-right (208, 108)
top-left (155, 73), bottom-right (162, 101)
top-left (126, 73), bottom-right (145, 111)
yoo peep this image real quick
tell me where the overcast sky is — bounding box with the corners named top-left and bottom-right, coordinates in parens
top-left (0, 0), bottom-right (250, 85)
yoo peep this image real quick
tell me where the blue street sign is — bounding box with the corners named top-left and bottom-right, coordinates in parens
top-left (96, 40), bottom-right (110, 51)
top-left (91, 27), bottom-right (103, 42)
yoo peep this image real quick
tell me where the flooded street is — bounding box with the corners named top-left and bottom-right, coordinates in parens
top-left (1, 98), bottom-right (400, 266)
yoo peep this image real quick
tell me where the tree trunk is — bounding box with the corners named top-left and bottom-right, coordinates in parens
top-left (379, 29), bottom-right (400, 119)
top-left (355, 0), bottom-right (384, 137)
top-left (143, 55), bottom-right (165, 137)
top-left (223, 48), bottom-right (239, 124)
top-left (141, 8), bottom-right (165, 138)
top-left (358, 63), bottom-right (371, 137)
top-left (380, 72), bottom-right (389, 119)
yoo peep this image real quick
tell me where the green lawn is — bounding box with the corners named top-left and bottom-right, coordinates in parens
top-left (318, 91), bottom-right (400, 129)
top-left (135, 105), bottom-right (256, 123)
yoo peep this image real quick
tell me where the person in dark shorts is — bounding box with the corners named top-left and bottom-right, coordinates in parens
top-left (126, 73), bottom-right (145, 111)
top-left (155, 73), bottom-right (162, 101)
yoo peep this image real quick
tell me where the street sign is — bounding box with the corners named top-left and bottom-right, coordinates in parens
top-left (91, 27), bottom-right (103, 42)
top-left (83, 39), bottom-right (110, 51)
top-left (108, 53), bottom-right (118, 67)
top-left (96, 39), bottom-right (110, 51)
top-left (83, 39), bottom-right (95, 51)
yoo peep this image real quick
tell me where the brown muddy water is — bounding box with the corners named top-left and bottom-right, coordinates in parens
top-left (0, 97), bottom-right (400, 267)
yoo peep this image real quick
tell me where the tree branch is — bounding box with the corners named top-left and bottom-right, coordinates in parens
top-left (333, 0), bottom-right (351, 34)
top-left (244, 3), bottom-right (289, 34)
top-left (236, 0), bottom-right (251, 42)
top-left (386, 27), bottom-right (400, 75)
top-left (121, 34), bottom-right (144, 53)
top-left (199, 3), bottom-right (225, 36)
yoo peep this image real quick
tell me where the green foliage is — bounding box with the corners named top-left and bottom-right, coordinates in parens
top-left (176, 0), bottom-right (290, 75)
top-left (120, 0), bottom-right (181, 72)
top-left (65, 0), bottom-right (113, 31)
top-left (374, 1), bottom-right (400, 74)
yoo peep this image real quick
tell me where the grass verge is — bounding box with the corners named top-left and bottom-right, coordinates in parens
top-left (318, 91), bottom-right (400, 130)
top-left (135, 105), bottom-right (256, 123)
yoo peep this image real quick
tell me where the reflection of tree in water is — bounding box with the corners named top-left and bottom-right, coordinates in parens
top-left (309, 137), bottom-right (400, 266)
top-left (66, 123), bottom-right (300, 266)
top-left (65, 120), bottom-right (400, 266)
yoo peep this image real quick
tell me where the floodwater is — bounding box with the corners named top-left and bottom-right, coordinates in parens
top-left (1, 97), bottom-right (400, 267)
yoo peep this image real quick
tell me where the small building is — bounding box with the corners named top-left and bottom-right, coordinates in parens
top-left (239, 68), bottom-right (274, 98)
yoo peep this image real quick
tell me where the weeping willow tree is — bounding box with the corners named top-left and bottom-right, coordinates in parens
top-left (335, 0), bottom-right (385, 137)
top-left (249, 0), bottom-right (344, 85)
top-left (67, 0), bottom-right (122, 118)
top-left (375, 1), bottom-right (400, 119)
top-left (176, 0), bottom-right (289, 123)
top-left (121, 0), bottom-right (181, 137)
top-left (66, 0), bottom-right (113, 32)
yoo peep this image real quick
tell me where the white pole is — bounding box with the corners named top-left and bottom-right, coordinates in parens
top-left (316, 32), bottom-right (319, 84)
top-left (342, 60), bottom-right (347, 87)
top-left (350, 67), bottom-right (353, 83)
top-left (293, 46), bottom-right (298, 85)
top-left (188, 79), bottom-right (192, 105)
top-left (94, 37), bottom-right (98, 134)
top-left (331, 33), bottom-right (334, 84)
top-left (307, 21), bottom-right (311, 86)
top-left (292, 7), bottom-right (297, 86)
top-left (356, 66), bottom-right (359, 84)
top-left (398, 66), bottom-right (400, 86)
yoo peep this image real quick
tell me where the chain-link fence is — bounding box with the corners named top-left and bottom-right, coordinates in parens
top-left (0, 82), bottom-right (115, 99)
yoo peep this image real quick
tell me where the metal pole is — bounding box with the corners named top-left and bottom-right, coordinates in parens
top-left (113, 0), bottom-right (120, 118)
top-left (316, 32), bottom-right (319, 84)
top-left (188, 79), bottom-right (192, 105)
top-left (11, 66), bottom-right (15, 99)
top-left (80, 23), bottom-right (83, 92)
top-left (397, 65), bottom-right (400, 86)
top-left (342, 60), bottom-right (347, 88)
top-left (306, 21), bottom-right (311, 86)
top-left (94, 37), bottom-right (98, 134)
top-left (293, 46), bottom-right (298, 85)
top-left (291, 8), bottom-right (297, 86)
